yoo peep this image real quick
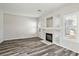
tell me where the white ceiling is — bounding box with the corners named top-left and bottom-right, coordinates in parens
top-left (0, 3), bottom-right (66, 18)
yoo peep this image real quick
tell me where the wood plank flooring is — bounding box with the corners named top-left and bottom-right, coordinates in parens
top-left (0, 37), bottom-right (79, 56)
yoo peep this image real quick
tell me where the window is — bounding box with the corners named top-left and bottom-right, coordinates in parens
top-left (64, 12), bottom-right (78, 39)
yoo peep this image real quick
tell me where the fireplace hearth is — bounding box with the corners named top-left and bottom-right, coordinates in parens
top-left (46, 33), bottom-right (53, 42)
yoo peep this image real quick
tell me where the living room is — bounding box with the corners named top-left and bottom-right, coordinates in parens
top-left (0, 3), bottom-right (79, 56)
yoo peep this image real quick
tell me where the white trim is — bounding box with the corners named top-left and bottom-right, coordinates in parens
top-left (0, 40), bottom-right (3, 43)
top-left (54, 42), bottom-right (79, 54)
top-left (4, 36), bottom-right (38, 41)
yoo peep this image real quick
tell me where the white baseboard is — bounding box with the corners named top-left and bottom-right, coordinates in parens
top-left (41, 40), bottom-right (53, 45)
top-left (0, 40), bottom-right (3, 43)
top-left (4, 36), bottom-right (38, 41)
top-left (54, 42), bottom-right (79, 54)
top-left (40, 37), bottom-right (79, 54)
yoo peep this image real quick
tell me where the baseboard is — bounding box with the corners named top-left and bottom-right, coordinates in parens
top-left (0, 40), bottom-right (3, 43)
top-left (39, 36), bottom-right (79, 54)
top-left (54, 42), bottom-right (79, 54)
top-left (4, 37), bottom-right (39, 41)
top-left (41, 40), bottom-right (53, 45)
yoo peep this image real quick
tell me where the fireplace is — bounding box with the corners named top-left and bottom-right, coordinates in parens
top-left (46, 33), bottom-right (53, 42)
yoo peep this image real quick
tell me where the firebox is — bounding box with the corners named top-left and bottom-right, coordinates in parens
top-left (46, 33), bottom-right (53, 42)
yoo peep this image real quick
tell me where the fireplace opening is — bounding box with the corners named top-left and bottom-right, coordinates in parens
top-left (46, 33), bottom-right (53, 42)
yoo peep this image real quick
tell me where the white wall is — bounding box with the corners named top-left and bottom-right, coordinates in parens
top-left (38, 4), bottom-right (79, 53)
top-left (0, 11), bottom-right (3, 43)
top-left (4, 13), bottom-right (37, 40)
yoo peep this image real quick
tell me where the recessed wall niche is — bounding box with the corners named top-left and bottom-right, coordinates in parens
top-left (46, 16), bottom-right (53, 28)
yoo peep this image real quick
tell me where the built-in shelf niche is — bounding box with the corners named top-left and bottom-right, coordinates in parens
top-left (46, 16), bottom-right (53, 28)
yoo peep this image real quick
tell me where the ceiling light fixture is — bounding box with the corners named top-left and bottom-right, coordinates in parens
top-left (37, 9), bottom-right (42, 12)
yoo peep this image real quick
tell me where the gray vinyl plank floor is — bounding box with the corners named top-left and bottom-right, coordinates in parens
top-left (0, 37), bottom-right (79, 56)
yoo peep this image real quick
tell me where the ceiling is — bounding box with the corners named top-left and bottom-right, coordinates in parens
top-left (0, 3), bottom-right (66, 18)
